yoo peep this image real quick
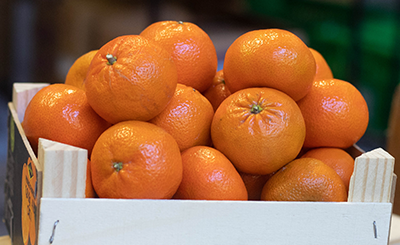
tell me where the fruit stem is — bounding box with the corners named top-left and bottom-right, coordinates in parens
top-left (106, 54), bottom-right (117, 65)
top-left (251, 104), bottom-right (263, 114)
top-left (178, 20), bottom-right (184, 24)
top-left (113, 162), bottom-right (123, 172)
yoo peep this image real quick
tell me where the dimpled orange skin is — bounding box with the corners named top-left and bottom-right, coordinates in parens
top-left (85, 35), bottom-right (178, 124)
top-left (85, 159), bottom-right (96, 198)
top-left (90, 121), bottom-right (182, 199)
top-left (261, 158), bottom-right (348, 202)
top-left (309, 48), bottom-right (333, 81)
top-left (223, 29), bottom-right (316, 101)
top-left (301, 147), bottom-right (355, 190)
top-left (239, 172), bottom-right (273, 200)
top-left (173, 146), bottom-right (248, 200)
top-left (64, 50), bottom-right (98, 91)
top-left (149, 83), bottom-right (214, 152)
top-left (211, 87), bottom-right (306, 175)
top-left (297, 79), bottom-right (369, 148)
top-left (22, 84), bottom-right (111, 156)
top-left (140, 21), bottom-right (218, 92)
top-left (203, 69), bottom-right (232, 111)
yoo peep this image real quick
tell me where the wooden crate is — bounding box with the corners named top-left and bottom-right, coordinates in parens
top-left (4, 83), bottom-right (397, 245)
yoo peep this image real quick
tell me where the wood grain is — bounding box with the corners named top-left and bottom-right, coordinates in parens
top-left (348, 148), bottom-right (395, 203)
top-left (36, 198), bottom-right (393, 245)
top-left (38, 138), bottom-right (88, 198)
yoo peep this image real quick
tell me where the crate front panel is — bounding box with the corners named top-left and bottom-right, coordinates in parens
top-left (37, 198), bottom-right (392, 245)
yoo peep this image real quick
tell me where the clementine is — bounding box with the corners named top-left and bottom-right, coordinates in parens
top-left (90, 120), bottom-right (182, 199)
top-left (202, 69), bottom-right (231, 111)
top-left (223, 29), bottom-right (316, 101)
top-left (173, 146), bottom-right (248, 200)
top-left (297, 79), bottom-right (369, 148)
top-left (309, 48), bottom-right (333, 81)
top-left (140, 20), bottom-right (218, 92)
top-left (239, 172), bottom-right (273, 200)
top-left (64, 50), bottom-right (98, 90)
top-left (261, 158), bottom-right (348, 202)
top-left (149, 83), bottom-right (214, 152)
top-left (301, 147), bottom-right (355, 190)
top-left (85, 35), bottom-right (177, 124)
top-left (21, 164), bottom-right (30, 245)
top-left (22, 84), bottom-right (111, 156)
top-left (21, 158), bottom-right (37, 245)
top-left (211, 87), bottom-right (306, 175)
top-left (85, 159), bottom-right (96, 198)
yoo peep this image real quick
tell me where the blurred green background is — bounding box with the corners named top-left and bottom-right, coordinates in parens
top-left (246, 0), bottom-right (400, 142)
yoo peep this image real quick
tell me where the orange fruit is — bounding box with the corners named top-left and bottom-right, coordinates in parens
top-left (140, 20), bottom-right (218, 92)
top-left (90, 120), bottom-right (182, 199)
top-left (309, 48), bottom-right (333, 81)
top-left (85, 35), bottom-right (178, 124)
top-left (64, 50), bottom-right (98, 90)
top-left (21, 164), bottom-right (30, 245)
top-left (261, 158), bottom-right (348, 202)
top-left (149, 83), bottom-right (214, 152)
top-left (301, 147), bottom-right (355, 190)
top-left (21, 158), bottom-right (38, 245)
top-left (297, 79), bottom-right (369, 148)
top-left (22, 84), bottom-right (111, 156)
top-left (202, 69), bottom-right (231, 111)
top-left (239, 172), bottom-right (273, 200)
top-left (211, 87), bottom-right (306, 175)
top-left (85, 159), bottom-right (97, 198)
top-left (223, 29), bottom-right (316, 101)
top-left (173, 146), bottom-right (248, 200)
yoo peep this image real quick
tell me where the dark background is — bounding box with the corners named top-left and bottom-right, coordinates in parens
top-left (1, 0), bottom-right (400, 236)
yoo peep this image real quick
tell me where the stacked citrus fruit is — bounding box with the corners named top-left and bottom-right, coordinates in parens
top-left (22, 20), bottom-right (369, 202)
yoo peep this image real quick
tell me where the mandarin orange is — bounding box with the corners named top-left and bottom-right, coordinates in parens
top-left (21, 164), bottom-right (30, 245)
top-left (85, 159), bottom-right (96, 198)
top-left (301, 147), bottom-right (355, 190)
top-left (202, 69), bottom-right (231, 111)
top-left (297, 79), bottom-right (369, 148)
top-left (22, 84), bottom-right (111, 156)
top-left (173, 146), bottom-right (248, 200)
top-left (149, 83), bottom-right (214, 152)
top-left (223, 29), bottom-right (316, 101)
top-left (211, 87), bottom-right (306, 175)
top-left (140, 20), bottom-right (218, 92)
top-left (85, 35), bottom-right (177, 124)
top-left (90, 121), bottom-right (182, 199)
top-left (239, 172), bottom-right (273, 200)
top-left (309, 48), bottom-right (333, 81)
top-left (64, 50), bottom-right (98, 90)
top-left (261, 158), bottom-right (348, 202)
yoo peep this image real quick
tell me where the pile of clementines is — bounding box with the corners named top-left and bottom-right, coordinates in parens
top-left (22, 20), bottom-right (369, 202)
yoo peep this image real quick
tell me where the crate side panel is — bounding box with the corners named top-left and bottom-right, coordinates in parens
top-left (5, 103), bottom-right (41, 245)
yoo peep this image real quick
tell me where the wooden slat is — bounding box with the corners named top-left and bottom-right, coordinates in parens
top-left (348, 148), bottom-right (395, 203)
top-left (37, 198), bottom-right (393, 245)
top-left (12, 83), bottom-right (49, 122)
top-left (0, 235), bottom-right (11, 245)
top-left (38, 138), bottom-right (88, 198)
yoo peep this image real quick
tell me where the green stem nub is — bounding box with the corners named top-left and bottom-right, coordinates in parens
top-left (113, 162), bottom-right (123, 172)
top-left (251, 104), bottom-right (263, 114)
top-left (106, 54), bottom-right (117, 65)
top-left (178, 20), bottom-right (184, 24)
